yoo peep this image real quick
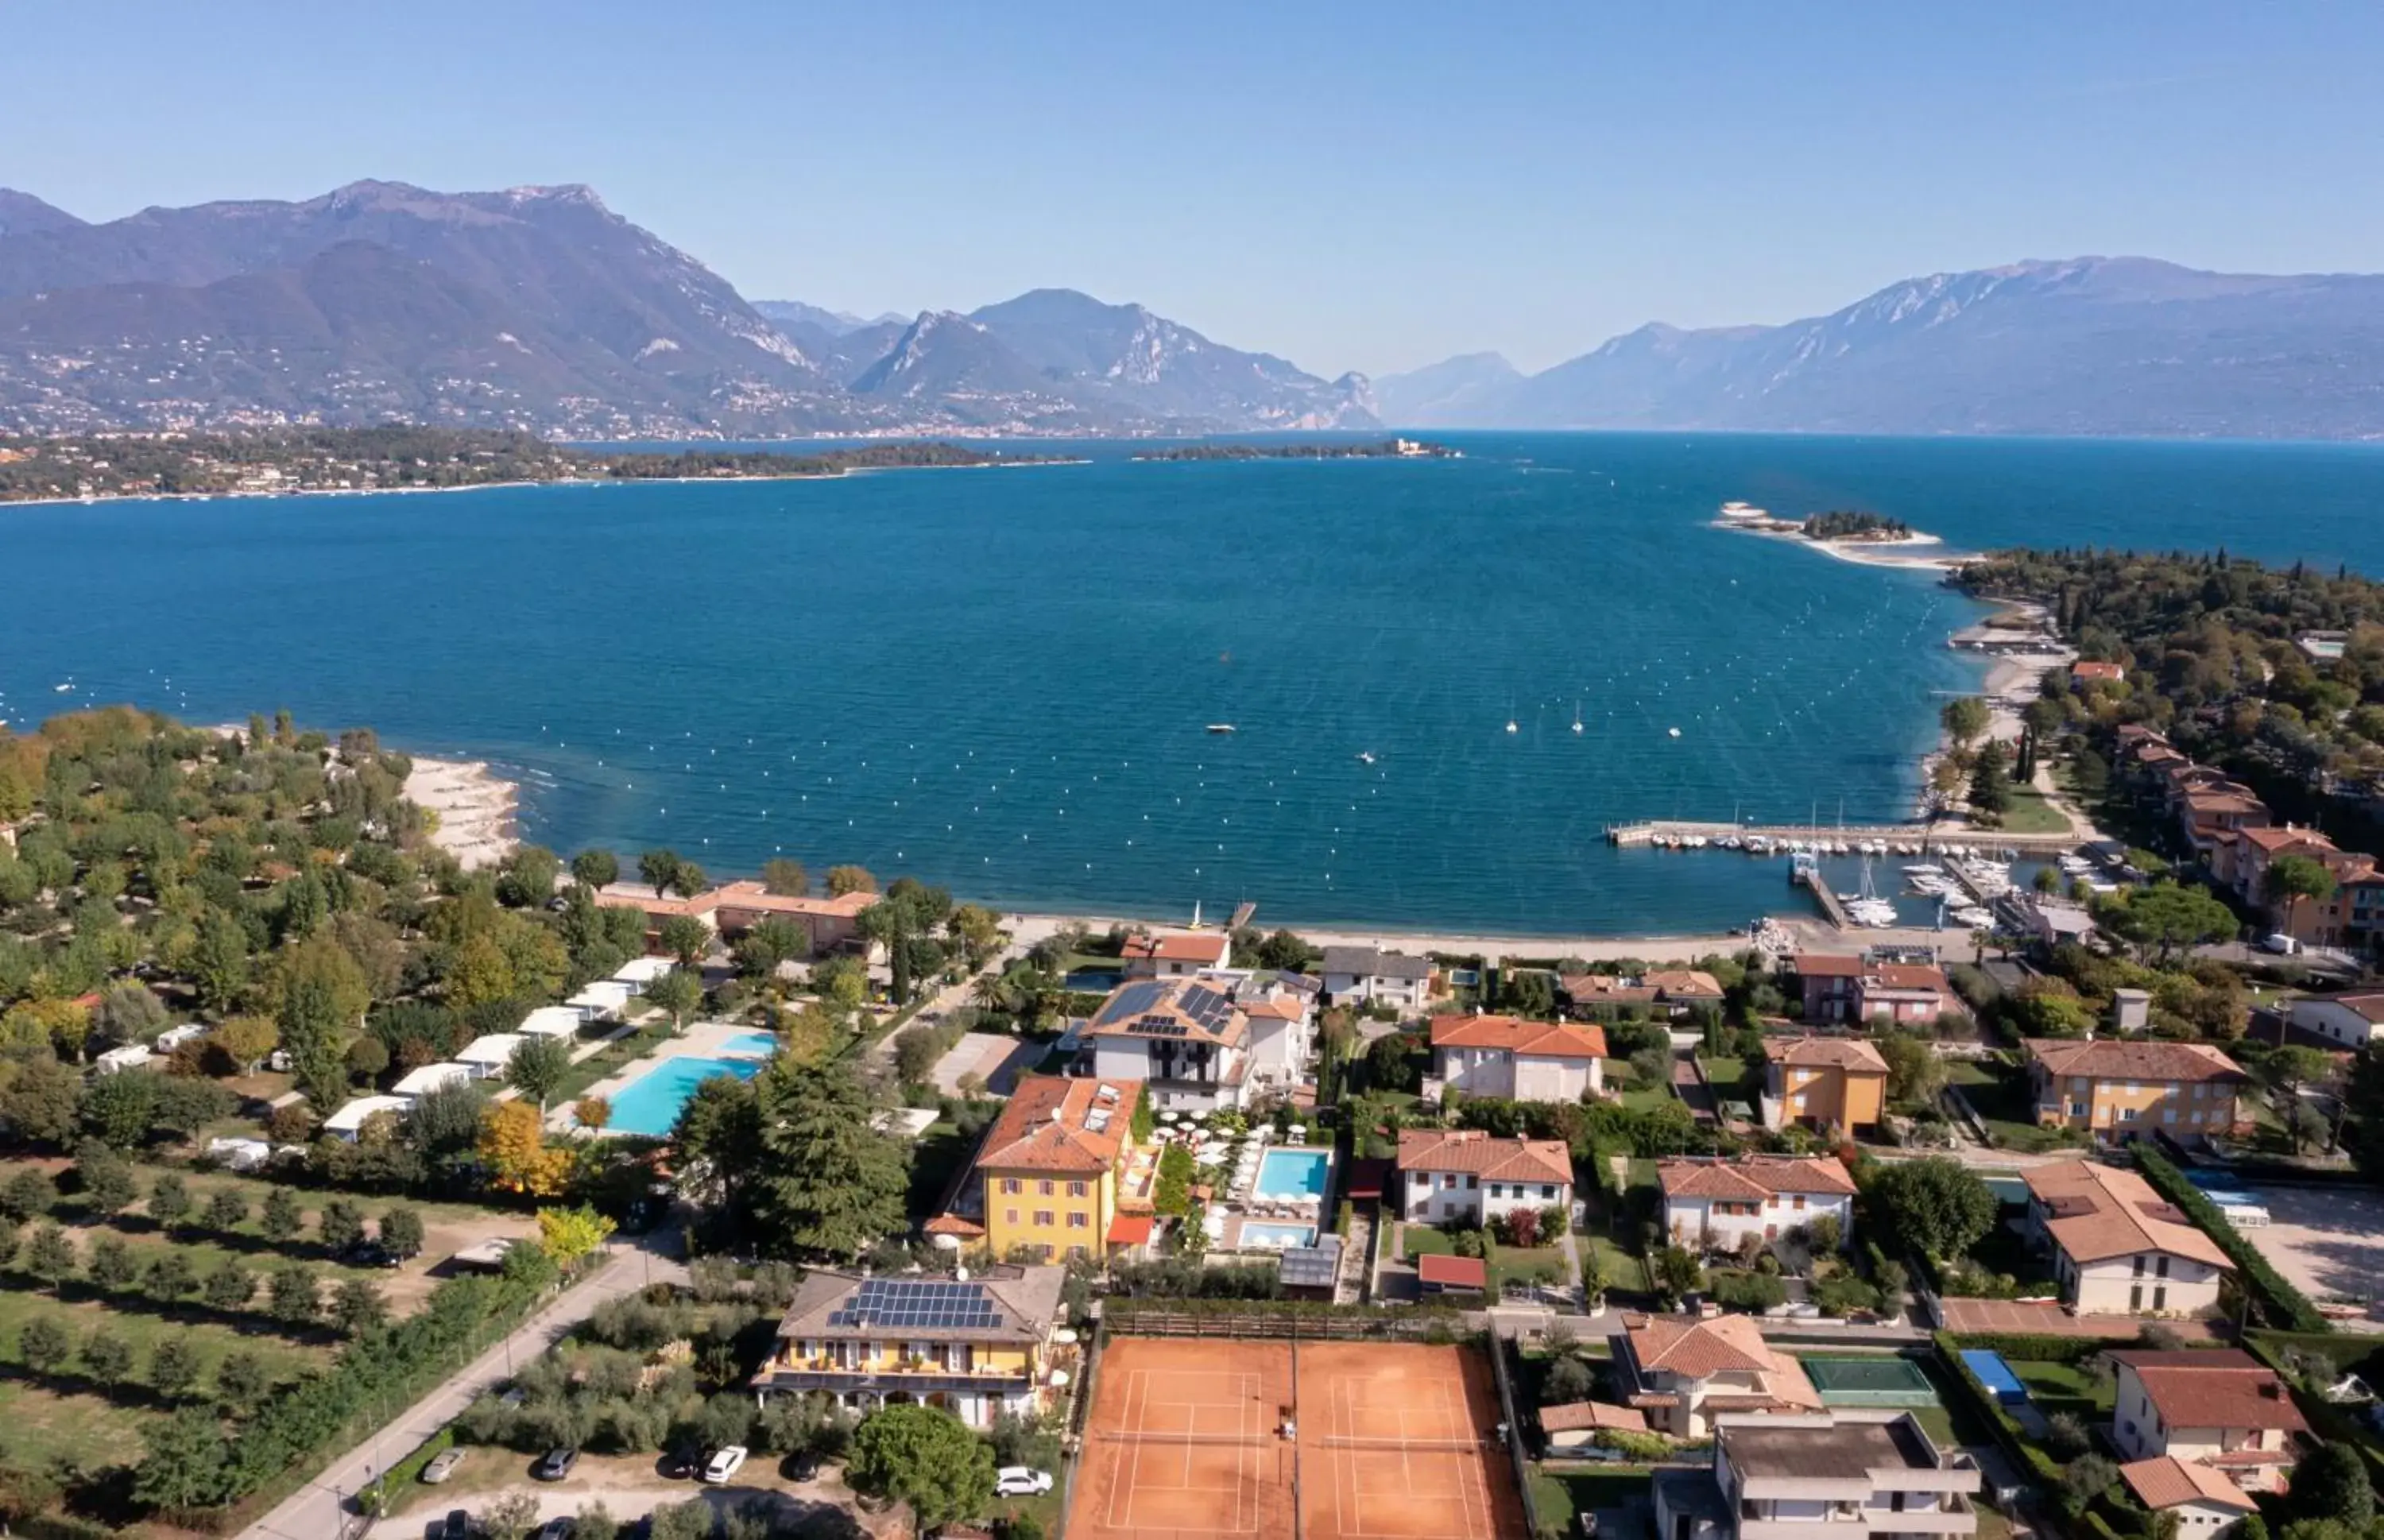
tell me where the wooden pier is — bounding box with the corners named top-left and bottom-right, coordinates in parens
top-left (1603, 818), bottom-right (2080, 854)
top-left (1794, 865), bottom-right (1854, 929)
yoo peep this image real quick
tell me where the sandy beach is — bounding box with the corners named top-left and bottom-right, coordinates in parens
top-left (1000, 910), bottom-right (1847, 962)
top-left (403, 756), bottom-right (520, 871)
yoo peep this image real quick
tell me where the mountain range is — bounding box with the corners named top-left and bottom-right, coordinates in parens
top-left (1378, 258), bottom-right (2384, 439)
top-left (3, 178), bottom-right (2381, 441)
top-left (0, 180), bottom-right (1378, 438)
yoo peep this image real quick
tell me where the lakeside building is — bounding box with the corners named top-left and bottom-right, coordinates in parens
top-left (1614, 1313), bottom-right (1823, 1438)
top-left (1759, 1036), bottom-right (1888, 1136)
top-left (1429, 1014), bottom-right (1607, 1101)
top-left (2021, 1159), bottom-right (2230, 1317)
top-left (1654, 1410), bottom-right (1981, 1540)
top-left (924, 1077), bottom-right (1155, 1262)
top-left (1789, 954), bottom-right (1952, 1026)
top-left (1658, 1155), bottom-right (1857, 1252)
top-left (2022, 1038), bottom-right (2247, 1140)
top-left (1120, 930), bottom-right (1231, 978)
top-left (2072, 660), bottom-right (2127, 685)
top-left (1080, 977), bottom-right (1295, 1111)
top-left (455, 1032), bottom-right (524, 1081)
top-left (595, 880), bottom-right (873, 957)
top-left (1318, 944), bottom-right (1433, 1012)
top-left (1395, 1129), bottom-right (1572, 1228)
top-left (749, 1267), bottom-right (1068, 1427)
top-left (2109, 1349), bottom-right (2306, 1495)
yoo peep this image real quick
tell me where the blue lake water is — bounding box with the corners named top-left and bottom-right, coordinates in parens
top-left (10, 431), bottom-right (2384, 934)
top-left (607, 1054), bottom-right (764, 1137)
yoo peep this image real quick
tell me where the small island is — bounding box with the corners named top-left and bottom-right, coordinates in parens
top-left (1131, 437), bottom-right (1455, 462)
top-left (0, 427), bottom-right (1065, 505)
top-left (1715, 499), bottom-right (1949, 569)
top-left (1801, 509), bottom-right (1914, 542)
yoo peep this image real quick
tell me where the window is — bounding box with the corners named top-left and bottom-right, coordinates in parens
top-left (1068, 1211), bottom-right (1088, 1229)
top-left (1039, 1180), bottom-right (1055, 1197)
top-left (1001, 1178), bottom-right (1021, 1194)
top-left (1792, 1195), bottom-right (1806, 1211)
top-left (1465, 1175), bottom-right (1479, 1190)
top-left (2134, 1256), bottom-right (2146, 1277)
top-left (1004, 1209), bottom-right (1018, 1224)
top-left (1038, 1244), bottom-right (1055, 1262)
top-left (1033, 1210), bottom-right (1054, 1226)
top-left (1069, 1180), bottom-right (1088, 1198)
top-left (2070, 1101), bottom-right (2088, 1116)
top-left (1488, 1184), bottom-right (1504, 1199)
top-left (2161, 1105), bottom-right (2177, 1123)
top-left (2192, 1082), bottom-right (2207, 1100)
top-left (1542, 1184), bottom-right (1558, 1199)
top-left (1443, 1174), bottom-right (1458, 1190)
top-left (2119, 1107), bottom-right (2139, 1122)
top-left (2156, 1256), bottom-right (2169, 1279)
top-left (2189, 1110), bottom-right (2203, 1125)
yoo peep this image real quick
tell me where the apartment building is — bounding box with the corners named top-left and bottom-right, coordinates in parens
top-left (1430, 1014), bottom-right (1608, 1101)
top-left (1395, 1129), bottom-right (1573, 1228)
top-left (751, 1267), bottom-right (1067, 1427)
top-left (1653, 1410), bottom-right (1981, 1540)
top-left (2022, 1039), bottom-right (2247, 1141)
top-left (924, 1077), bottom-right (1151, 1262)
top-left (1761, 1036), bottom-right (1889, 1136)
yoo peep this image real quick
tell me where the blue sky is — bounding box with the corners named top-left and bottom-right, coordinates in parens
top-left (5, 3), bottom-right (2378, 376)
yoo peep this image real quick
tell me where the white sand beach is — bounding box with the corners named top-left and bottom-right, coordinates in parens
top-left (404, 756), bottom-right (520, 871)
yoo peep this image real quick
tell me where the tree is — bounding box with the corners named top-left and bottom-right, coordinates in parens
top-left (483, 1492), bottom-right (544, 1540)
top-left (2266, 854), bottom-right (2339, 942)
top-left (644, 968), bottom-right (703, 1032)
top-left (762, 857), bottom-right (810, 896)
top-left (754, 1056), bottom-right (908, 1259)
top-left (277, 934), bottom-right (370, 1107)
top-left (378, 1205), bottom-right (425, 1259)
top-left (192, 911), bottom-right (251, 1014)
top-left (826, 865), bottom-right (877, 897)
top-left (1, 1167), bottom-right (54, 1221)
top-left (1941, 696), bottom-right (1991, 749)
top-left (319, 1196), bottom-right (366, 1252)
top-left (505, 1034), bottom-right (574, 1111)
top-left (79, 1145), bottom-right (137, 1215)
top-left (846, 1403), bottom-right (996, 1531)
top-left (215, 1348), bottom-right (268, 1407)
top-left (479, 1100), bottom-right (571, 1196)
top-left (537, 1205), bottom-right (617, 1268)
top-left (2103, 883), bottom-right (2237, 966)
top-left (149, 1335), bottom-right (202, 1399)
top-left (2288, 1442), bottom-right (2373, 1526)
top-left (1545, 1356), bottom-right (1596, 1403)
top-left (203, 1188), bottom-right (248, 1233)
top-left (637, 849), bottom-right (683, 898)
top-left (267, 1263), bottom-right (319, 1325)
top-left (203, 1260), bottom-right (256, 1311)
top-left (2257, 1045), bottom-right (2334, 1151)
top-left (79, 1068), bottom-right (160, 1148)
top-left (132, 1406), bottom-right (237, 1511)
top-left (496, 845), bottom-right (561, 908)
top-left (1655, 1245), bottom-right (1705, 1303)
top-left (573, 1096), bottom-right (613, 1135)
top-left (571, 848), bottom-right (621, 891)
top-left (1968, 740), bottom-right (2013, 818)
top-left (260, 1186), bottom-right (304, 1243)
top-left (82, 1328), bottom-right (134, 1386)
top-left (1366, 1031), bottom-right (1422, 1093)
top-left (1868, 1157), bottom-right (1996, 1259)
top-left (331, 1276), bottom-right (389, 1336)
top-left (2059, 1453), bottom-right (2118, 1513)
top-left (1876, 1031), bottom-right (1946, 1108)
top-left (650, 1500), bottom-right (717, 1540)
top-left (146, 1249), bottom-right (199, 1306)
top-left (572, 1502), bottom-right (621, 1540)
top-left (657, 913), bottom-right (710, 966)
top-left (87, 1233), bottom-right (140, 1290)
top-left (17, 1316), bottom-right (68, 1373)
top-left (93, 981), bottom-right (169, 1047)
top-left (149, 1171), bottom-right (193, 1230)
top-left (0, 1058), bottom-right (83, 1145)
top-left (25, 1222), bottom-right (75, 1293)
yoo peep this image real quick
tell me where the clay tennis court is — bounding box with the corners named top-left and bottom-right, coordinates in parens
top-left (1069, 1337), bottom-right (1528, 1540)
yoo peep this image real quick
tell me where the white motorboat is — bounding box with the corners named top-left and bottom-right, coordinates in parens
top-left (1206, 724), bottom-right (1237, 734)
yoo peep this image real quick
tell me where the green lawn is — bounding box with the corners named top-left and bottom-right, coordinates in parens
top-left (1490, 1243), bottom-right (1567, 1292)
top-left (1949, 1058), bottom-right (2078, 1154)
top-left (1586, 1235), bottom-right (1650, 1294)
top-left (2008, 1359), bottom-right (2111, 1416)
top-left (1697, 1055), bottom-right (1753, 1098)
top-left (1403, 1225), bottom-right (1457, 1260)
top-left (1531, 1466), bottom-right (1654, 1539)
top-left (1995, 787), bottom-right (2073, 836)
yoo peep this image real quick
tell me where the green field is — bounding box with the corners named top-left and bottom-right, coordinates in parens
top-left (1995, 787), bottom-right (2073, 836)
top-left (1531, 1465), bottom-right (1654, 1540)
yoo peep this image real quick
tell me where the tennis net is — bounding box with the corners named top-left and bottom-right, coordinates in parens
top-left (1318, 1436), bottom-right (1492, 1453)
top-left (1102, 1430), bottom-right (1274, 1447)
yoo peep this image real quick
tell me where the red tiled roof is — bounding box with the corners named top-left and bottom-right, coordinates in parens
top-left (1107, 1214), bottom-right (1154, 1246)
top-left (1658, 1155), bottom-right (1857, 1201)
top-left (1415, 1254), bottom-right (1487, 1289)
top-left (1121, 931), bottom-right (1229, 964)
top-left (1539, 1401), bottom-right (1647, 1434)
top-left (977, 1077), bottom-right (1140, 1174)
top-left (1873, 964), bottom-right (1950, 993)
top-left (2121, 1457), bottom-right (2255, 1513)
top-left (1790, 954), bottom-right (1865, 977)
top-left (1396, 1129), bottom-right (1573, 1186)
top-left (2023, 1162), bottom-right (2231, 1267)
top-left (2023, 1038), bottom-right (2247, 1085)
top-left (2111, 1351), bottom-right (2309, 1434)
top-left (1430, 1014), bottom-right (1608, 1059)
top-left (2072, 661), bottom-right (2127, 682)
top-left (1644, 969), bottom-right (1725, 1000)
top-left (1621, 1315), bottom-right (1821, 1409)
top-left (1764, 1035), bottom-right (1890, 1073)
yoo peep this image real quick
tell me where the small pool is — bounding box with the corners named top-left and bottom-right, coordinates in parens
top-left (718, 1031), bottom-right (780, 1058)
top-left (1064, 968), bottom-right (1124, 992)
top-left (1240, 1221), bottom-right (1318, 1250)
top-left (1256, 1147), bottom-right (1331, 1200)
top-left (1981, 1175), bottom-right (2030, 1207)
top-left (608, 1055), bottom-right (764, 1136)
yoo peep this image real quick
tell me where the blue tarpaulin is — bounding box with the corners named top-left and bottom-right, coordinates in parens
top-left (1960, 1349), bottom-right (2029, 1406)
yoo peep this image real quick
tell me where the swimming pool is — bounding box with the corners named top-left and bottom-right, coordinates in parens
top-left (1256, 1147), bottom-right (1331, 1201)
top-left (1240, 1220), bottom-right (1318, 1249)
top-left (718, 1031), bottom-right (780, 1058)
top-left (608, 1055), bottom-right (764, 1136)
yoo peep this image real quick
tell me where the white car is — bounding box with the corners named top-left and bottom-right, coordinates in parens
top-left (996, 1467), bottom-right (1054, 1497)
top-left (702, 1445), bottom-right (748, 1484)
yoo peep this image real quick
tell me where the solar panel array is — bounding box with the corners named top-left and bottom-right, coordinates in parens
top-left (1097, 981), bottom-right (1169, 1025)
top-left (1179, 986), bottom-right (1233, 1032)
top-left (826, 1279), bottom-right (1004, 1332)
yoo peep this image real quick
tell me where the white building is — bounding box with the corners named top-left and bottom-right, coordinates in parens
top-left (2121, 1458), bottom-right (2259, 1537)
top-left (1396, 1129), bottom-right (1573, 1228)
top-left (1429, 1014), bottom-right (1606, 1101)
top-left (567, 981), bottom-right (636, 1020)
top-left (93, 1044), bottom-right (156, 1074)
top-left (1654, 1411), bottom-right (1981, 1540)
top-left (456, 1033), bottom-right (526, 1081)
top-left (1658, 1156), bottom-right (1858, 1253)
top-left (322, 1094), bottom-right (412, 1143)
top-left (390, 1062), bottom-right (474, 1101)
top-left (1083, 977), bottom-right (1252, 1112)
top-left (2109, 1350), bottom-right (2306, 1495)
top-left (517, 1006), bottom-right (586, 1039)
top-left (1237, 984), bottom-right (1315, 1094)
top-left (1616, 1313), bottom-right (1825, 1438)
top-left (1318, 945), bottom-right (1432, 1012)
top-left (154, 1023), bottom-right (210, 1052)
top-left (2285, 992), bottom-right (2384, 1048)
top-left (611, 956), bottom-right (675, 992)
top-left (2023, 1160), bottom-right (2231, 1317)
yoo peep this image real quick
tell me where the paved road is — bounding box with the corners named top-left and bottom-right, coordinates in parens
top-left (239, 1226), bottom-right (689, 1540)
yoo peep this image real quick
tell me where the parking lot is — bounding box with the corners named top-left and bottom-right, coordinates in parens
top-left (2236, 1181), bottom-right (2384, 1332)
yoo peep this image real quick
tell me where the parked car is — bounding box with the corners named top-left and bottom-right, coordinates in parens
top-left (532, 1447), bottom-right (579, 1481)
top-left (440, 1511), bottom-right (473, 1540)
top-left (498, 1385), bottom-right (528, 1410)
top-left (536, 1520), bottom-right (578, 1540)
top-left (996, 1467), bottom-right (1054, 1496)
top-left (703, 1445), bottom-right (749, 1484)
top-left (2265, 932), bottom-right (2302, 955)
top-left (343, 1240), bottom-right (401, 1269)
top-left (786, 1452), bottom-right (822, 1483)
top-left (420, 1448), bottom-right (466, 1484)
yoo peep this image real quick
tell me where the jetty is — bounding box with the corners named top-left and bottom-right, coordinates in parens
top-left (1604, 818), bottom-right (2080, 855)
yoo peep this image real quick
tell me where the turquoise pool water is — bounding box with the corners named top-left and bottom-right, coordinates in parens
top-left (610, 1055), bottom-right (764, 1136)
top-left (719, 1031), bottom-right (780, 1058)
top-left (1256, 1148), bottom-right (1330, 1200)
top-left (1240, 1220), bottom-right (1318, 1249)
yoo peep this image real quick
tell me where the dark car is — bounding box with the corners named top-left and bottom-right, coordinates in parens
top-left (660, 1449), bottom-right (699, 1480)
top-left (532, 1446), bottom-right (579, 1481)
top-left (786, 1452), bottom-right (821, 1483)
top-left (344, 1240), bottom-right (401, 1269)
top-left (440, 1510), bottom-right (473, 1540)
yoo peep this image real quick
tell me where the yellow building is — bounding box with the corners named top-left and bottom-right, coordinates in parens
top-left (925, 1075), bottom-right (1153, 1263)
top-left (1761, 1036), bottom-right (1888, 1136)
top-left (2024, 1039), bottom-right (2248, 1141)
top-left (750, 1267), bottom-right (1070, 1426)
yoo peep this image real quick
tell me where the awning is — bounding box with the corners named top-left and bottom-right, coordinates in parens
top-left (1107, 1214), bottom-right (1155, 1246)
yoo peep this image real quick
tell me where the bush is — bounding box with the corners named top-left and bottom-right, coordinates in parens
top-left (1593, 1427), bottom-right (1674, 1461)
top-left (1813, 1275), bottom-right (1883, 1318)
top-left (2134, 1147), bottom-right (2328, 1333)
top-left (1709, 1271), bottom-right (1789, 1311)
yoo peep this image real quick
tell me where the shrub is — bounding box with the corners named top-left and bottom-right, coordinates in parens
top-left (2134, 1147), bottom-right (2326, 1333)
top-left (1710, 1271), bottom-right (1789, 1311)
top-left (1813, 1275), bottom-right (1883, 1318)
top-left (1594, 1427), bottom-right (1674, 1461)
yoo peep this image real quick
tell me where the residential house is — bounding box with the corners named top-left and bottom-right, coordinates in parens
top-left (594, 880), bottom-right (874, 957)
top-left (2022, 1160), bottom-right (2231, 1316)
top-left (2119, 1457), bottom-right (2259, 1536)
top-left (2109, 1349), bottom-right (2306, 1495)
top-left (2227, 826), bottom-right (2384, 948)
top-left (1318, 945), bottom-right (1433, 1012)
top-left (1652, 1411), bottom-right (1980, 1540)
top-left (389, 1062), bottom-right (474, 1101)
top-left (1540, 1400), bottom-right (1649, 1454)
top-left (1395, 1129), bottom-right (1573, 1228)
top-left (2022, 1038), bottom-right (2248, 1140)
top-left (1429, 1014), bottom-right (1608, 1101)
top-left (924, 1076), bottom-right (1151, 1263)
top-left (1613, 1314), bottom-right (1824, 1439)
top-left (750, 1267), bottom-right (1068, 1427)
top-left (1561, 973), bottom-right (1662, 1015)
top-left (1235, 977), bottom-right (1317, 1095)
top-left (2286, 991), bottom-right (2384, 1048)
top-left (1860, 964), bottom-right (1953, 1025)
top-left (1791, 954), bottom-right (1866, 1023)
top-left (1647, 969), bottom-right (1729, 1015)
top-left (1659, 1156), bottom-right (1858, 1252)
top-left (1120, 930), bottom-right (1231, 978)
top-left (1760, 1036), bottom-right (1889, 1136)
top-left (1084, 977), bottom-right (1256, 1110)
top-left (2072, 661), bottom-right (2127, 686)
top-left (321, 1094), bottom-right (411, 1143)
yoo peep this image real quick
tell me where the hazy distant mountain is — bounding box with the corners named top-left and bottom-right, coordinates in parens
top-left (1383, 257), bottom-right (2384, 439)
top-left (0, 190), bottom-right (83, 238)
top-left (753, 299), bottom-right (906, 337)
top-left (1371, 351), bottom-right (1523, 425)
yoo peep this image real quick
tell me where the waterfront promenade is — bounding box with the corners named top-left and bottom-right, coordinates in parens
top-left (1604, 818), bottom-right (2081, 853)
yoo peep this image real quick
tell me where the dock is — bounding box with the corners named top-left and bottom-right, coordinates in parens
top-left (1794, 865), bottom-right (1855, 929)
top-left (1604, 818), bottom-right (2080, 854)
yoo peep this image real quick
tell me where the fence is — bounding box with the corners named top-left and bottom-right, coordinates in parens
top-left (1101, 1302), bottom-right (1469, 1341)
top-left (1486, 1330), bottom-right (1550, 1540)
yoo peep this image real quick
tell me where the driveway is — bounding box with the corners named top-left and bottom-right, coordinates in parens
top-left (1933, 1298), bottom-right (2216, 1340)
top-left (2231, 1181), bottom-right (2384, 1330)
top-left (931, 1031), bottom-right (1040, 1096)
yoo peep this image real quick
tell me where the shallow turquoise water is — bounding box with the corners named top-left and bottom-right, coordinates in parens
top-left (608, 1055), bottom-right (763, 1137)
top-left (718, 1031), bottom-right (780, 1058)
top-left (1256, 1148), bottom-right (1332, 1200)
top-left (9, 431), bottom-right (2384, 933)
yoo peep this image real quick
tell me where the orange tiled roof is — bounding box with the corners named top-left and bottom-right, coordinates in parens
top-left (1763, 1035), bottom-right (1890, 1073)
top-left (1430, 1015), bottom-right (1608, 1059)
top-left (1658, 1155), bottom-right (1857, 1201)
top-left (1644, 969), bottom-right (1725, 999)
top-left (1624, 1314), bottom-right (1821, 1407)
top-left (1396, 1129), bottom-right (1573, 1186)
top-left (1539, 1401), bottom-right (1647, 1434)
top-left (1790, 954), bottom-right (1865, 977)
top-left (976, 1077), bottom-right (1140, 1175)
top-left (709, 880), bottom-right (875, 918)
top-left (1120, 931), bottom-right (1229, 965)
top-left (2111, 1351), bottom-right (2309, 1434)
top-left (2024, 1161), bottom-right (2231, 1268)
top-left (2121, 1457), bottom-right (2255, 1513)
top-left (2023, 1038), bottom-right (2246, 1085)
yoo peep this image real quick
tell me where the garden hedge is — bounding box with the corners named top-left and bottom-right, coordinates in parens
top-left (1932, 1332), bottom-right (2062, 1484)
top-left (2132, 1146), bottom-right (2328, 1333)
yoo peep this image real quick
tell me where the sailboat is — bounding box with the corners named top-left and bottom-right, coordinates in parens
top-left (1570, 699), bottom-right (1584, 734)
top-left (1844, 856), bottom-right (1899, 927)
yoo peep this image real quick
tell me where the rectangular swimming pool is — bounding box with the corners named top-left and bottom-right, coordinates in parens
top-left (607, 1055), bottom-right (764, 1137)
top-left (1256, 1147), bottom-right (1331, 1201)
top-left (718, 1031), bottom-right (779, 1058)
top-left (1240, 1220), bottom-right (1318, 1249)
